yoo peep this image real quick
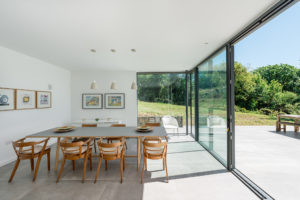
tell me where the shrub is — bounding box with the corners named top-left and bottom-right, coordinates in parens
top-left (259, 108), bottom-right (273, 115)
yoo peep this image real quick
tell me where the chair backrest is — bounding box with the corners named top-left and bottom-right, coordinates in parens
top-left (143, 141), bottom-right (167, 158)
top-left (145, 123), bottom-right (161, 127)
top-left (111, 124), bottom-right (126, 127)
top-left (82, 123), bottom-right (97, 127)
top-left (12, 138), bottom-right (49, 157)
top-left (143, 136), bottom-right (162, 143)
top-left (97, 138), bottom-right (125, 158)
top-left (162, 116), bottom-right (179, 127)
top-left (60, 138), bottom-right (90, 157)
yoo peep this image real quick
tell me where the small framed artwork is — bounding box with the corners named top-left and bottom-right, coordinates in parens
top-left (104, 93), bottom-right (125, 109)
top-left (0, 88), bottom-right (16, 111)
top-left (16, 89), bottom-right (36, 110)
top-left (36, 91), bottom-right (52, 109)
top-left (82, 93), bottom-right (103, 109)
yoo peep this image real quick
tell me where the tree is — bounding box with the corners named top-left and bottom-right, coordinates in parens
top-left (234, 62), bottom-right (256, 110)
top-left (254, 64), bottom-right (300, 93)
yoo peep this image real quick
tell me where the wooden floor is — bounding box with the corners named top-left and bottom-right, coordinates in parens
top-left (0, 136), bottom-right (257, 200)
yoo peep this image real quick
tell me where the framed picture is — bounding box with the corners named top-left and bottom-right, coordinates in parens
top-left (16, 89), bottom-right (36, 110)
top-left (104, 93), bottom-right (125, 109)
top-left (82, 93), bottom-right (103, 109)
top-left (0, 88), bottom-right (15, 111)
top-left (36, 91), bottom-right (52, 109)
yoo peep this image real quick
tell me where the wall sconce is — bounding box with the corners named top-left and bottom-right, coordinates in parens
top-left (131, 80), bottom-right (137, 90)
top-left (90, 80), bottom-right (97, 89)
top-left (110, 81), bottom-right (117, 90)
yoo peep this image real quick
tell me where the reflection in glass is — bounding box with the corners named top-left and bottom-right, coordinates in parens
top-left (198, 48), bottom-right (227, 165)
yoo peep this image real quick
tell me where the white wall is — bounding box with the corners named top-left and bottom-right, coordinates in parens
top-left (0, 46), bottom-right (71, 166)
top-left (71, 71), bottom-right (137, 126)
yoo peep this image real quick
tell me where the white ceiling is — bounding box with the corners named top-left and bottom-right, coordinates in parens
top-left (0, 0), bottom-right (278, 72)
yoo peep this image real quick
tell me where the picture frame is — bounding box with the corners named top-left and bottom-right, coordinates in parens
top-left (16, 89), bottom-right (36, 110)
top-left (82, 93), bottom-right (103, 109)
top-left (36, 91), bottom-right (52, 109)
top-left (104, 93), bottom-right (125, 109)
top-left (0, 88), bottom-right (16, 111)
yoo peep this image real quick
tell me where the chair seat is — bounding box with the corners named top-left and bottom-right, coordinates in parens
top-left (64, 146), bottom-right (88, 154)
top-left (20, 145), bottom-right (50, 154)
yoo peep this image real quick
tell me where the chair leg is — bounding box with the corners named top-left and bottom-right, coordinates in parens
top-left (93, 139), bottom-right (97, 153)
top-left (123, 156), bottom-right (125, 170)
top-left (56, 158), bottom-right (65, 183)
top-left (33, 155), bottom-right (43, 182)
top-left (82, 154), bottom-right (88, 183)
top-left (141, 158), bottom-right (145, 184)
top-left (89, 153), bottom-right (93, 170)
top-left (47, 152), bottom-right (50, 171)
top-left (72, 160), bottom-right (75, 171)
top-left (105, 160), bottom-right (108, 170)
top-left (30, 158), bottom-right (34, 171)
top-left (163, 158), bottom-right (165, 170)
top-left (284, 125), bottom-right (286, 133)
top-left (94, 157), bottom-right (102, 183)
top-left (165, 157), bottom-right (168, 183)
top-left (8, 158), bottom-right (20, 182)
top-left (145, 158), bottom-right (147, 171)
top-left (120, 158), bottom-right (123, 183)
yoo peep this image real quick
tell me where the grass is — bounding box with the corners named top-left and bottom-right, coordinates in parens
top-left (138, 101), bottom-right (277, 126)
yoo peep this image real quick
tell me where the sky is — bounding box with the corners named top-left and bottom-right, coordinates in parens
top-left (235, 2), bottom-right (300, 70)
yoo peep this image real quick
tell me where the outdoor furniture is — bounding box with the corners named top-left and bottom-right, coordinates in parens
top-left (162, 116), bottom-right (179, 134)
top-left (94, 137), bottom-right (126, 183)
top-left (9, 137), bottom-right (51, 182)
top-left (56, 138), bottom-right (93, 183)
top-left (26, 126), bottom-right (168, 171)
top-left (141, 141), bottom-right (168, 183)
top-left (276, 114), bottom-right (300, 133)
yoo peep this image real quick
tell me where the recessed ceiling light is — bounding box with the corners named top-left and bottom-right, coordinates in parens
top-left (131, 49), bottom-right (136, 52)
top-left (90, 49), bottom-right (96, 53)
top-left (110, 49), bottom-right (116, 53)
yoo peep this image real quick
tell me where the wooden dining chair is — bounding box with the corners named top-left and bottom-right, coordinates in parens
top-left (73, 123), bottom-right (97, 153)
top-left (141, 141), bottom-right (168, 184)
top-left (56, 138), bottom-right (93, 183)
top-left (145, 122), bottom-right (161, 127)
top-left (9, 137), bottom-right (51, 182)
top-left (107, 124), bottom-right (127, 145)
top-left (143, 123), bottom-right (162, 142)
top-left (94, 137), bottom-right (126, 183)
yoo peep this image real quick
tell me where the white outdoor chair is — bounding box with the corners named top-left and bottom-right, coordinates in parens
top-left (162, 116), bottom-right (179, 135)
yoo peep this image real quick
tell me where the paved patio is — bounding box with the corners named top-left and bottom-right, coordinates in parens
top-left (236, 126), bottom-right (300, 200)
top-left (0, 135), bottom-right (257, 200)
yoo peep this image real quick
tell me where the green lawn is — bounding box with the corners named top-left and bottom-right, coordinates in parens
top-left (138, 101), bottom-right (277, 126)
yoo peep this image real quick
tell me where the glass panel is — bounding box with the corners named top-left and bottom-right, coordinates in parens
top-left (191, 72), bottom-right (196, 137)
top-left (198, 48), bottom-right (227, 165)
top-left (137, 73), bottom-right (186, 134)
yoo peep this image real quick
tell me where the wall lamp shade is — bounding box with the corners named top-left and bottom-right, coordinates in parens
top-left (110, 81), bottom-right (117, 90)
top-left (90, 80), bottom-right (97, 89)
top-left (131, 81), bottom-right (137, 90)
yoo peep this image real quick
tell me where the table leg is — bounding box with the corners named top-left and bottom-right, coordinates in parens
top-left (54, 137), bottom-right (61, 171)
top-left (276, 116), bottom-right (280, 132)
top-left (295, 120), bottom-right (299, 132)
top-left (137, 137), bottom-right (140, 171)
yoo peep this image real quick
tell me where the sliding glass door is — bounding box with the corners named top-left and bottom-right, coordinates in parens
top-left (197, 48), bottom-right (228, 165)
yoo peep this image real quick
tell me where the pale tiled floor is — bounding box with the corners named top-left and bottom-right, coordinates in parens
top-left (0, 135), bottom-right (257, 200)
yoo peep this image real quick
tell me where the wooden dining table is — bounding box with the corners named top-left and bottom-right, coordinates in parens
top-left (26, 126), bottom-right (168, 171)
